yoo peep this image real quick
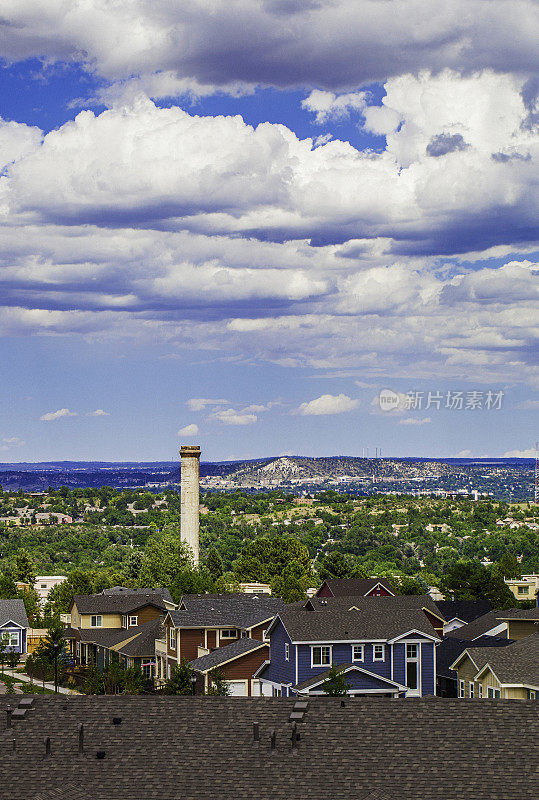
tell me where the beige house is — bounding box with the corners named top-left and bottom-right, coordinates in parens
top-left (34, 575), bottom-right (66, 604)
top-left (450, 633), bottom-right (539, 700)
top-left (504, 574), bottom-right (539, 603)
top-left (496, 607), bottom-right (539, 640)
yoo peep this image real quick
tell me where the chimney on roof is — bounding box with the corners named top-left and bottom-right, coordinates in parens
top-left (43, 737), bottom-right (51, 759)
top-left (6, 705), bottom-right (12, 729)
top-left (78, 723), bottom-right (84, 755)
top-left (270, 730), bottom-right (276, 751)
top-left (180, 445), bottom-right (201, 565)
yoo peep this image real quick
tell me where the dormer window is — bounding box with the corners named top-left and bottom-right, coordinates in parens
top-left (352, 644), bottom-right (364, 662)
top-left (90, 615), bottom-right (102, 628)
top-left (129, 615), bottom-right (138, 627)
top-left (169, 627), bottom-right (176, 650)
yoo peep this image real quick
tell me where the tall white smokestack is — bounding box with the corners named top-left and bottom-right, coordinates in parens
top-left (180, 445), bottom-right (201, 564)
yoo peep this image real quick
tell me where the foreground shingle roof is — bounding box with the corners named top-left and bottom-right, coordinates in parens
top-left (189, 637), bottom-right (267, 672)
top-left (275, 606), bottom-right (439, 642)
top-left (1, 696), bottom-right (537, 800)
top-left (0, 598), bottom-right (29, 629)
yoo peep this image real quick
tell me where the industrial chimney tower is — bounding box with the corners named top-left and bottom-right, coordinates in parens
top-left (180, 445), bottom-right (201, 564)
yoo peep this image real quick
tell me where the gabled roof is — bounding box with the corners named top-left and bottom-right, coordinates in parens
top-left (304, 594), bottom-right (445, 624)
top-left (189, 637), bottom-right (268, 672)
top-left (436, 635), bottom-right (513, 680)
top-left (316, 578), bottom-right (395, 597)
top-left (103, 586), bottom-right (173, 604)
top-left (114, 617), bottom-right (165, 658)
top-left (72, 591), bottom-right (169, 615)
top-left (446, 609), bottom-right (509, 641)
top-left (435, 600), bottom-right (492, 624)
top-left (272, 606), bottom-right (439, 643)
top-left (0, 598), bottom-right (29, 629)
top-left (294, 663), bottom-right (407, 693)
top-left (168, 594), bottom-right (285, 630)
top-left (469, 633), bottom-right (539, 687)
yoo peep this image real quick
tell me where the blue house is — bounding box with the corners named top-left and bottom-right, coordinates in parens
top-left (258, 603), bottom-right (440, 697)
top-left (0, 599), bottom-right (29, 655)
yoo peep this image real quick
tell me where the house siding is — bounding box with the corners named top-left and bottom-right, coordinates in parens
top-left (420, 642), bottom-right (435, 695)
top-left (296, 641), bottom-right (393, 684)
top-left (180, 629), bottom-right (205, 662)
top-left (263, 620), bottom-right (293, 686)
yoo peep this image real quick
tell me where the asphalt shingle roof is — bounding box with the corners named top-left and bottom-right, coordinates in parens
top-left (304, 594), bottom-right (444, 622)
top-left (0, 598), bottom-right (29, 629)
top-left (73, 591), bottom-right (169, 615)
top-left (466, 633), bottom-right (539, 686)
top-left (317, 578), bottom-right (395, 597)
top-left (435, 600), bottom-right (492, 624)
top-left (115, 617), bottom-right (165, 659)
top-left (189, 637), bottom-right (267, 672)
top-left (1, 695), bottom-right (537, 799)
top-left (275, 605), bottom-right (439, 642)
top-left (170, 594), bottom-right (285, 629)
top-left (446, 609), bottom-right (510, 641)
top-left (436, 635), bottom-right (513, 680)
top-left (496, 607), bottom-right (539, 620)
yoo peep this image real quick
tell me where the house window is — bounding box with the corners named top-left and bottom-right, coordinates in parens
top-left (285, 643), bottom-right (290, 661)
top-left (1, 631), bottom-right (19, 648)
top-left (352, 644), bottom-right (364, 662)
top-left (220, 629), bottom-right (238, 639)
top-left (169, 627), bottom-right (176, 650)
top-left (487, 687), bottom-right (501, 698)
top-left (478, 684), bottom-right (483, 698)
top-left (517, 586), bottom-right (528, 594)
top-left (90, 615), bottom-right (102, 627)
top-left (129, 615), bottom-right (138, 627)
top-left (373, 644), bottom-right (385, 661)
top-left (405, 643), bottom-right (418, 690)
top-left (121, 615), bottom-right (127, 628)
top-left (469, 682), bottom-right (475, 698)
top-left (274, 687), bottom-right (282, 697)
top-left (459, 680), bottom-right (465, 698)
top-left (528, 690), bottom-right (536, 700)
top-left (311, 646), bottom-right (332, 667)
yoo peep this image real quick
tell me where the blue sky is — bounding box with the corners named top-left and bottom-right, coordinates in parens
top-left (0, 1), bottom-right (537, 462)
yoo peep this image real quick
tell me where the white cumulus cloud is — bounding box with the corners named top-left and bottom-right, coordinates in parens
top-left (298, 393), bottom-right (360, 416)
top-left (503, 448), bottom-right (537, 458)
top-left (399, 417), bottom-right (432, 426)
top-left (86, 409), bottom-right (110, 416)
top-left (40, 408), bottom-right (77, 422)
top-left (187, 398), bottom-right (229, 412)
top-left (177, 423), bottom-right (200, 436)
top-left (210, 408), bottom-right (258, 425)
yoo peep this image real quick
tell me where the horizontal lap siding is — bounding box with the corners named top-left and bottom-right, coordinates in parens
top-left (343, 671), bottom-right (397, 691)
top-left (297, 642), bottom-right (392, 684)
top-left (180, 629), bottom-right (205, 662)
top-left (250, 622), bottom-right (270, 640)
top-left (421, 642), bottom-right (435, 695)
top-left (393, 643), bottom-right (406, 686)
top-left (264, 621), bottom-right (294, 685)
top-left (222, 646), bottom-right (270, 681)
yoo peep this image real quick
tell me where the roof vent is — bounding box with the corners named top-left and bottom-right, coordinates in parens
top-left (96, 751), bottom-right (106, 759)
top-left (112, 717), bottom-right (122, 725)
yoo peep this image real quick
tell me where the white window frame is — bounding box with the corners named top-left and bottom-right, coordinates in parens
top-left (528, 690), bottom-right (536, 699)
top-left (459, 679), bottom-right (465, 698)
top-left (220, 629), bottom-right (238, 639)
top-left (487, 687), bottom-right (501, 698)
top-left (129, 615), bottom-right (138, 627)
top-left (478, 684), bottom-right (483, 698)
top-left (373, 644), bottom-right (385, 661)
top-left (1, 631), bottom-right (19, 647)
top-left (351, 644), bottom-right (364, 662)
top-left (90, 615), bottom-right (102, 628)
top-left (469, 682), bottom-right (475, 698)
top-left (121, 615), bottom-right (127, 628)
top-left (311, 645), bottom-right (332, 668)
top-left (169, 627), bottom-right (176, 650)
top-left (285, 643), bottom-right (290, 661)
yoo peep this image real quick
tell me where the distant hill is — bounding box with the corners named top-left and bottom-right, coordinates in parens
top-left (0, 455), bottom-right (533, 491)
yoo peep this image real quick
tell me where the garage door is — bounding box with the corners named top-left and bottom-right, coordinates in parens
top-left (227, 680), bottom-right (248, 696)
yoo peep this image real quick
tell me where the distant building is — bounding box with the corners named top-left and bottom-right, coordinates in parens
top-left (315, 577), bottom-right (395, 598)
top-left (34, 575), bottom-right (67, 605)
top-left (504, 574), bottom-right (539, 603)
top-left (238, 582), bottom-right (272, 595)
